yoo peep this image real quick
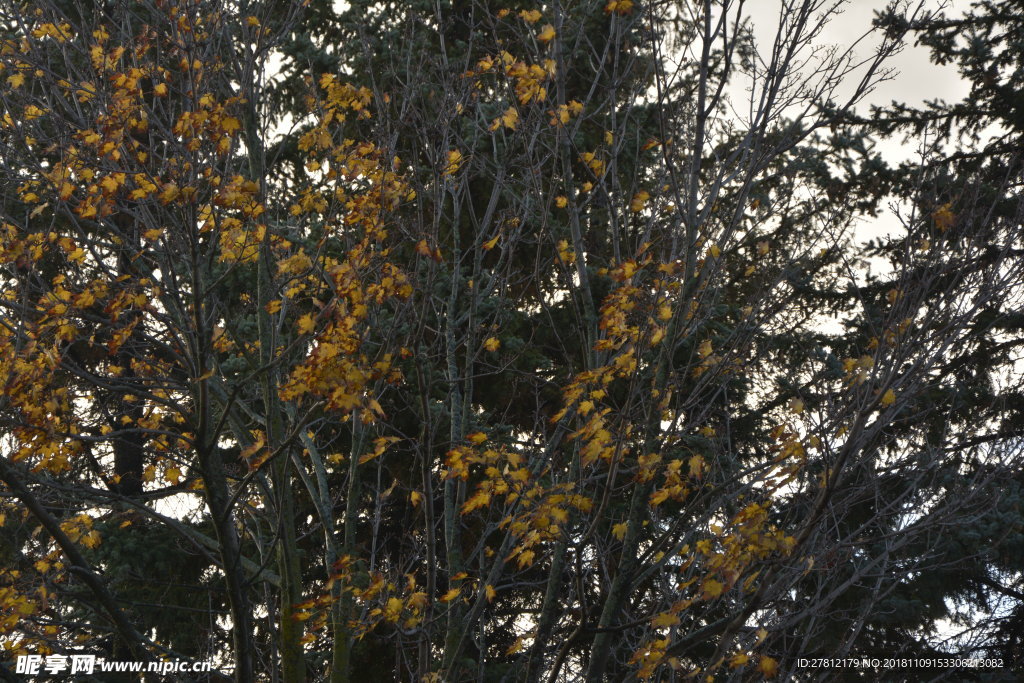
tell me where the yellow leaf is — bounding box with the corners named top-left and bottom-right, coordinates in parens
top-left (611, 522), bottom-right (628, 540)
top-left (701, 578), bottom-right (724, 600)
top-left (688, 455), bottom-right (705, 479)
top-left (498, 106), bottom-right (518, 130)
top-left (880, 388), bottom-right (896, 407)
top-left (649, 488), bottom-right (669, 507)
top-left (467, 432), bottom-right (487, 445)
top-left (483, 337), bottom-right (500, 352)
top-left (651, 611), bottom-right (680, 628)
top-left (630, 190), bottom-right (650, 212)
top-left (440, 588), bottom-right (461, 602)
top-left (410, 490), bottom-right (423, 507)
top-left (166, 465), bottom-right (182, 484)
top-left (758, 656), bottom-right (779, 678)
top-left (407, 591), bottom-right (428, 610)
top-left (158, 182), bottom-right (180, 204)
top-left (384, 597), bottom-right (403, 622)
top-left (505, 637), bottom-right (527, 655)
top-left (537, 24), bottom-right (556, 43)
top-left (444, 149), bottom-right (463, 175)
top-left (485, 584), bottom-right (496, 602)
top-left (933, 203), bottom-right (955, 232)
top-left (221, 116), bottom-right (242, 134)
top-left (728, 653), bottom-right (749, 668)
top-left (788, 397), bottom-right (804, 414)
top-left (7, 72), bottom-right (25, 89)
top-left (519, 9), bottom-right (542, 23)
top-left (461, 491), bottom-right (490, 514)
top-left (482, 235), bottom-right (500, 250)
top-left (555, 195), bottom-right (568, 208)
top-left (297, 314), bottom-right (316, 334)
top-left (605, 0), bottom-right (634, 14)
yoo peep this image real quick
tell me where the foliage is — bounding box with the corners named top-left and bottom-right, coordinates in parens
top-left (0, 0), bottom-right (1021, 681)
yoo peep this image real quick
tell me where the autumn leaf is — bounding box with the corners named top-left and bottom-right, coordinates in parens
top-left (728, 652), bottom-right (749, 668)
top-left (81, 530), bottom-right (102, 549)
top-left (701, 578), bottom-right (724, 600)
top-left (933, 203), bottom-right (955, 232)
top-left (758, 656), bottom-right (779, 677)
top-left (461, 490), bottom-right (490, 514)
top-left (491, 106), bottom-right (518, 131)
top-left (537, 24), bottom-right (556, 43)
top-left (629, 190), bottom-right (650, 212)
top-left (880, 388), bottom-right (896, 407)
top-left (651, 611), bottom-right (679, 628)
top-left (158, 182), bottom-right (180, 204)
top-left (444, 149), bottom-right (464, 175)
top-left (612, 522), bottom-right (628, 540)
top-left (297, 314), bottom-right (316, 334)
top-left (483, 337), bottom-right (500, 352)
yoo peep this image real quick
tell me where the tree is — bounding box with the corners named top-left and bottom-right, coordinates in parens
top-left (763, 0), bottom-right (1024, 671)
top-left (1, 0), bottom-right (1019, 681)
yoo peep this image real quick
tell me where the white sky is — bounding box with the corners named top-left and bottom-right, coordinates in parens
top-left (744, 1), bottom-right (969, 247)
top-left (746, 0), bottom-right (968, 146)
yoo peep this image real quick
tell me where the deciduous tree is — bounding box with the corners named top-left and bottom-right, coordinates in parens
top-left (1, 0), bottom-right (1020, 681)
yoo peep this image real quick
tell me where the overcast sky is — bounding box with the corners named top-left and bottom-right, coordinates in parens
top-left (745, 0), bottom-right (968, 113)
top-left (741, 1), bottom-right (969, 246)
